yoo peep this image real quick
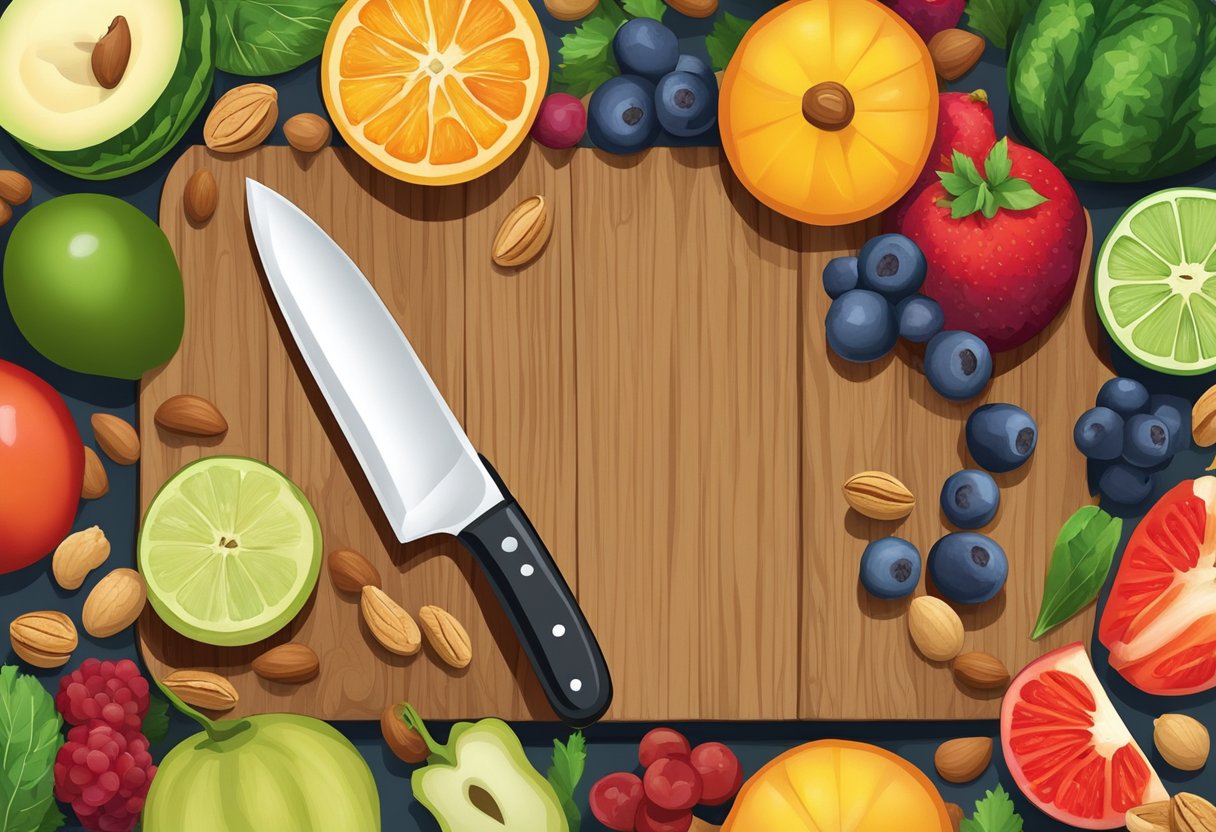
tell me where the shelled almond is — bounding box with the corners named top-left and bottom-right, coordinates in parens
top-left (492, 195), bottom-right (552, 268)
top-left (934, 737), bottom-right (991, 783)
top-left (928, 29), bottom-right (984, 81)
top-left (82, 446), bottom-right (109, 499)
top-left (952, 651), bottom-right (1010, 691)
top-left (253, 643), bottom-right (320, 683)
top-left (204, 84), bottom-right (278, 154)
top-left (329, 548), bottom-right (382, 592)
top-left (155, 394), bottom-right (228, 436)
top-left (907, 596), bottom-right (964, 662)
top-left (183, 169), bottom-right (219, 224)
top-left (82, 568), bottom-right (146, 638)
top-left (53, 526), bottom-right (111, 590)
top-left (1153, 713), bottom-right (1209, 771)
top-left (419, 605), bottom-right (472, 669)
top-left (91, 413), bottom-right (141, 464)
top-left (361, 586), bottom-right (421, 656)
top-left (842, 471), bottom-right (915, 520)
top-left (0, 171), bottom-right (32, 205)
top-left (10, 611), bottom-right (77, 668)
top-left (284, 113), bottom-right (331, 153)
top-left (163, 670), bottom-right (239, 711)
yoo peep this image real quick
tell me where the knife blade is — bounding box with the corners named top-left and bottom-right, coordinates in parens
top-left (246, 179), bottom-right (612, 726)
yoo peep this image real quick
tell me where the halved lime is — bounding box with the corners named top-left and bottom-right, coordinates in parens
top-left (138, 457), bottom-right (322, 646)
top-left (1096, 187), bottom-right (1216, 375)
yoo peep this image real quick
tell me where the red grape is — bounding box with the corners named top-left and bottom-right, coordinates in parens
top-left (639, 727), bottom-right (691, 768)
top-left (589, 772), bottom-right (644, 831)
top-left (644, 756), bottom-right (702, 811)
top-left (634, 799), bottom-right (692, 832)
top-left (531, 93), bottom-right (587, 149)
top-left (689, 742), bottom-right (743, 806)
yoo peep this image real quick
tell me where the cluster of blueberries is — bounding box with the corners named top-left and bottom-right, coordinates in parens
top-left (823, 233), bottom-right (993, 402)
top-left (587, 19), bottom-right (718, 154)
top-left (859, 403), bottom-right (1038, 606)
top-left (1074, 377), bottom-right (1189, 507)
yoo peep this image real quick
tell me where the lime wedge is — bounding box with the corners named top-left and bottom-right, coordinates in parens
top-left (1096, 187), bottom-right (1216, 375)
top-left (138, 456), bottom-right (322, 646)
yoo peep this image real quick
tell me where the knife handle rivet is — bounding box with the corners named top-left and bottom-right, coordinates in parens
top-left (570, 679), bottom-right (583, 693)
top-left (520, 564), bottom-right (535, 577)
top-left (552, 624), bottom-right (566, 638)
top-left (501, 536), bottom-right (519, 553)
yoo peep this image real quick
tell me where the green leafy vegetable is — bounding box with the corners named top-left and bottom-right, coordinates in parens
top-left (1031, 506), bottom-right (1123, 639)
top-left (961, 785), bottom-right (1023, 832)
top-left (0, 665), bottom-right (65, 832)
top-left (552, 2), bottom-right (624, 98)
top-left (622, 0), bottom-right (665, 21)
top-left (937, 139), bottom-right (1047, 220)
top-left (213, 0), bottom-right (344, 76)
top-left (546, 731), bottom-right (587, 831)
top-left (706, 13), bottom-right (752, 72)
top-left (964, 0), bottom-right (1035, 49)
top-left (143, 692), bottom-right (171, 744)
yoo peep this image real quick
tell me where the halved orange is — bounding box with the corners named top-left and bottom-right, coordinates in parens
top-left (719, 0), bottom-right (938, 226)
top-left (322, 0), bottom-right (548, 185)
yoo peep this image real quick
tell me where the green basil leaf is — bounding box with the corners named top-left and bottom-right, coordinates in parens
top-left (0, 666), bottom-right (64, 832)
top-left (213, 0), bottom-right (345, 77)
top-left (1031, 506), bottom-right (1122, 640)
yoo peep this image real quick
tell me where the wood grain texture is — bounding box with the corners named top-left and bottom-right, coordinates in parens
top-left (799, 212), bottom-right (1102, 719)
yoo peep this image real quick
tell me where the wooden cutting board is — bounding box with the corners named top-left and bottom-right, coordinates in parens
top-left (140, 142), bottom-right (1103, 721)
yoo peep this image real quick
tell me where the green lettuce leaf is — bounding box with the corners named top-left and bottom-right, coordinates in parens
top-left (706, 13), bottom-right (752, 72)
top-left (213, 0), bottom-right (345, 76)
top-left (965, 0), bottom-right (1035, 49)
top-left (0, 666), bottom-right (64, 832)
top-left (1031, 506), bottom-right (1122, 639)
top-left (547, 732), bottom-right (586, 831)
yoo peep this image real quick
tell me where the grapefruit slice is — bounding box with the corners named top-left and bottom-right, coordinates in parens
top-left (321, 0), bottom-right (548, 185)
top-left (1000, 643), bottom-right (1166, 829)
top-left (1099, 476), bottom-right (1216, 695)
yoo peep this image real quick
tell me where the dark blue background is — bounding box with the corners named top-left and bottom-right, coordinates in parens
top-left (2, 4), bottom-right (1215, 828)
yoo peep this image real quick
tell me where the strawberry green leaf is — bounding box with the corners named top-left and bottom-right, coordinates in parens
top-left (981, 187), bottom-right (999, 219)
top-left (949, 150), bottom-right (985, 187)
top-left (938, 141), bottom-right (1048, 220)
top-left (993, 179), bottom-right (1049, 211)
top-left (622, 0), bottom-right (665, 20)
top-left (938, 169), bottom-right (976, 198)
top-left (706, 13), bottom-right (753, 72)
top-left (984, 138), bottom-right (1013, 187)
top-left (951, 181), bottom-right (988, 219)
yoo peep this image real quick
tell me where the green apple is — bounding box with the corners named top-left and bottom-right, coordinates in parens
top-left (3, 193), bottom-right (185, 379)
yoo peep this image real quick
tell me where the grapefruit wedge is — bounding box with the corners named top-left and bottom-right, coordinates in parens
top-left (1000, 643), bottom-right (1166, 829)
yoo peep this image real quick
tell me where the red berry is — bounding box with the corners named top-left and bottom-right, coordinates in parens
top-left (689, 742), bottom-right (742, 805)
top-left (639, 727), bottom-right (690, 768)
top-left (54, 723), bottom-right (156, 832)
top-left (634, 799), bottom-right (692, 832)
top-left (644, 756), bottom-right (702, 811)
top-left (531, 93), bottom-right (587, 149)
top-left (589, 772), bottom-right (645, 831)
top-left (885, 0), bottom-right (965, 41)
top-left (56, 659), bottom-right (150, 734)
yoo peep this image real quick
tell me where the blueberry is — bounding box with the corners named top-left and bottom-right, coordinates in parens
top-left (896, 295), bottom-right (944, 343)
top-left (1073, 406), bottom-right (1124, 460)
top-left (925, 331), bottom-right (992, 401)
top-left (1122, 413), bottom-right (1171, 467)
top-left (674, 54), bottom-right (715, 86)
top-left (966, 403), bottom-right (1038, 472)
top-left (612, 19), bottom-right (679, 81)
top-left (927, 532), bottom-right (1008, 604)
top-left (1150, 394), bottom-right (1190, 454)
top-left (825, 289), bottom-right (898, 362)
top-left (654, 70), bottom-right (716, 137)
top-left (587, 75), bottom-right (659, 154)
top-left (859, 537), bottom-right (921, 599)
top-left (1098, 463), bottom-right (1154, 506)
top-left (1096, 377), bottom-right (1149, 417)
top-left (857, 234), bottom-right (926, 301)
top-left (940, 470), bottom-right (1000, 529)
top-left (823, 256), bottom-right (859, 299)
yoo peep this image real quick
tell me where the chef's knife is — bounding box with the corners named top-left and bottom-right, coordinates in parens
top-left (245, 180), bottom-right (611, 726)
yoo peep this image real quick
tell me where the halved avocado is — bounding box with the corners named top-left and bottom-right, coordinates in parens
top-left (0, 0), bottom-right (213, 180)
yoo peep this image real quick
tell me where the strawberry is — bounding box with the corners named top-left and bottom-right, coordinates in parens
top-left (898, 138), bottom-right (1087, 352)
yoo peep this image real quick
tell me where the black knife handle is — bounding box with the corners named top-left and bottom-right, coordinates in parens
top-left (458, 457), bottom-right (612, 727)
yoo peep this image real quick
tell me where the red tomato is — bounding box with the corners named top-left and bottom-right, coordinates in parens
top-left (0, 359), bottom-right (83, 573)
top-left (1099, 477), bottom-right (1216, 696)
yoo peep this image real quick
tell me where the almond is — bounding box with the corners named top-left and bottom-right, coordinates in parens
top-left (934, 737), bottom-right (992, 783)
top-left (91, 413), bottom-right (141, 465)
top-left (53, 526), bottom-right (111, 590)
top-left (952, 651), bottom-right (1010, 691)
top-left (928, 29), bottom-right (985, 81)
top-left (82, 446), bottom-right (109, 499)
top-left (0, 171), bottom-right (32, 205)
top-left (163, 670), bottom-right (239, 711)
top-left (91, 16), bottom-right (131, 89)
top-left (419, 605), bottom-right (473, 669)
top-left (284, 113), bottom-right (332, 153)
top-left (329, 548), bottom-right (382, 593)
top-left (381, 702), bottom-right (428, 763)
top-left (1194, 384), bottom-right (1216, 447)
top-left (252, 643), bottom-right (320, 683)
top-left (155, 394), bottom-right (228, 436)
top-left (842, 471), bottom-right (915, 520)
top-left (183, 169), bottom-right (219, 224)
top-left (10, 611), bottom-right (77, 668)
top-left (1126, 801), bottom-right (1171, 832)
top-left (0, 200), bottom-right (11, 227)
top-left (543, 0), bottom-right (598, 20)
top-left (492, 195), bottom-right (552, 268)
top-left (1173, 793), bottom-right (1216, 832)
top-left (360, 586), bottom-right (421, 656)
top-left (663, 0), bottom-right (717, 17)
top-left (204, 83), bottom-right (278, 154)
top-left (944, 803), bottom-right (965, 832)
top-left (1154, 713), bottom-right (1209, 771)
top-left (907, 596), bottom-right (964, 662)
top-left (82, 568), bottom-right (146, 638)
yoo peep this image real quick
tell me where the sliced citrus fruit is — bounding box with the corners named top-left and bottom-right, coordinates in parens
top-left (723, 739), bottom-right (952, 831)
top-left (1095, 187), bottom-right (1216, 375)
top-left (719, 0), bottom-right (938, 226)
top-left (1100, 477), bottom-right (1216, 696)
top-left (322, 0), bottom-right (548, 185)
top-left (1000, 642), bottom-right (1167, 829)
top-left (138, 456), bottom-right (323, 647)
